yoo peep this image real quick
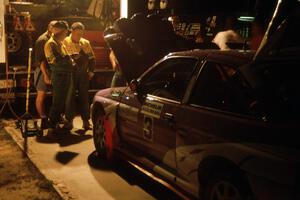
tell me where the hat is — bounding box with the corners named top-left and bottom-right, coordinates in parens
top-left (53, 20), bottom-right (69, 30)
top-left (71, 22), bottom-right (85, 30)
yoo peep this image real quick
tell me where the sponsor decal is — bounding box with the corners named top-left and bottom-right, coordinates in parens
top-left (141, 99), bottom-right (163, 119)
top-left (143, 115), bottom-right (153, 141)
top-left (111, 89), bottom-right (121, 97)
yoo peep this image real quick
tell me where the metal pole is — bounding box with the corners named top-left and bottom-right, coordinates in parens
top-left (25, 48), bottom-right (32, 114)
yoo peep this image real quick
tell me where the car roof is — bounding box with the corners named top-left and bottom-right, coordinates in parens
top-left (167, 49), bottom-right (254, 67)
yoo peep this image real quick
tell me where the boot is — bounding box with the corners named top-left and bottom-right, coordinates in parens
top-left (83, 120), bottom-right (91, 130)
top-left (63, 120), bottom-right (73, 130)
top-left (40, 117), bottom-right (48, 130)
top-left (46, 124), bottom-right (59, 138)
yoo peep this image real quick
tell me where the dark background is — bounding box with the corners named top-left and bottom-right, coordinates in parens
top-left (128, 0), bottom-right (257, 17)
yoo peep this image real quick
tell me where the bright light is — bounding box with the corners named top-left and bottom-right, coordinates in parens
top-left (237, 16), bottom-right (255, 22)
top-left (120, 0), bottom-right (128, 18)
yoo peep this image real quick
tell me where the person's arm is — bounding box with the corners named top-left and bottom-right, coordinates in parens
top-left (109, 50), bottom-right (118, 71)
top-left (47, 42), bottom-right (74, 66)
top-left (82, 40), bottom-right (95, 79)
top-left (40, 61), bottom-right (51, 85)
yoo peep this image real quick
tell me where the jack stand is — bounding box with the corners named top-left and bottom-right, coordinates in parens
top-left (18, 113), bottom-right (42, 138)
top-left (17, 48), bottom-right (43, 138)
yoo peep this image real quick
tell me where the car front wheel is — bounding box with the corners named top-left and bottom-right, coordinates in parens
top-left (93, 115), bottom-right (108, 158)
top-left (93, 115), bottom-right (113, 161)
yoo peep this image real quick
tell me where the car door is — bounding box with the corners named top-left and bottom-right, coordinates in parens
top-left (134, 57), bottom-right (199, 169)
top-left (174, 60), bottom-right (268, 185)
top-left (117, 87), bottom-right (144, 148)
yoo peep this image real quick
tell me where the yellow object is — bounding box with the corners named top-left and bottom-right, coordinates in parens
top-left (44, 37), bottom-right (69, 65)
top-left (26, 48), bottom-right (32, 113)
top-left (63, 36), bottom-right (95, 60)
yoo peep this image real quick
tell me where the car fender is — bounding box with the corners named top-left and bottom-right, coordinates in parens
top-left (92, 88), bottom-right (125, 150)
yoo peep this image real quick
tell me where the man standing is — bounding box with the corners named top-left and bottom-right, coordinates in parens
top-left (44, 21), bottom-right (75, 134)
top-left (34, 20), bottom-right (56, 129)
top-left (63, 22), bottom-right (95, 130)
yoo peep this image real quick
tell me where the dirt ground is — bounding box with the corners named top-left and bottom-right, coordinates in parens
top-left (0, 121), bottom-right (62, 200)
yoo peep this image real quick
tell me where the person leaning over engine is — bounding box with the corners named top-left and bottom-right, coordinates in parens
top-left (63, 22), bottom-right (95, 130)
top-left (44, 21), bottom-right (76, 135)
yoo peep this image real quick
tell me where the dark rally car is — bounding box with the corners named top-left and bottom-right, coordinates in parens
top-left (91, 5), bottom-right (300, 200)
top-left (91, 49), bottom-right (300, 199)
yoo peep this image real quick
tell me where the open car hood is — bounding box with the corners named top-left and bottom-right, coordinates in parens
top-left (254, 0), bottom-right (299, 60)
top-left (239, 0), bottom-right (300, 122)
top-left (104, 14), bottom-right (196, 83)
top-left (243, 0), bottom-right (300, 88)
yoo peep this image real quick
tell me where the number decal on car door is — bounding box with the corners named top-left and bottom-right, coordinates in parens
top-left (143, 115), bottom-right (153, 141)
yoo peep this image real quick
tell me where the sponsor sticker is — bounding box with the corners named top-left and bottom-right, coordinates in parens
top-left (141, 99), bottom-right (163, 119)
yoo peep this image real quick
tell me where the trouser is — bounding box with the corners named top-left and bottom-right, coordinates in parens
top-left (73, 70), bottom-right (90, 121)
top-left (49, 71), bottom-right (75, 127)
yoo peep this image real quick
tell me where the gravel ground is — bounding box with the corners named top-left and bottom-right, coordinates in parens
top-left (0, 122), bottom-right (62, 200)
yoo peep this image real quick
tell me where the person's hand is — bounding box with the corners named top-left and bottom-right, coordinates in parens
top-left (88, 71), bottom-right (94, 80)
top-left (44, 74), bottom-right (51, 85)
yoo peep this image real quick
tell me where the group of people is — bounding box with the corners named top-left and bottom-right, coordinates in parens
top-left (34, 20), bottom-right (95, 135)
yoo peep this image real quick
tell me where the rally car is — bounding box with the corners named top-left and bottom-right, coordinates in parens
top-left (91, 8), bottom-right (300, 200)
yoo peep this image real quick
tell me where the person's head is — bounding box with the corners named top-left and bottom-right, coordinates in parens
top-left (148, 0), bottom-right (156, 11)
top-left (160, 0), bottom-right (168, 10)
top-left (47, 20), bottom-right (57, 35)
top-left (195, 33), bottom-right (204, 43)
top-left (71, 22), bottom-right (85, 42)
top-left (52, 21), bottom-right (69, 42)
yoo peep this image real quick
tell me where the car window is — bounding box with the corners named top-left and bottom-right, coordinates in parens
top-left (189, 62), bottom-right (254, 115)
top-left (142, 57), bottom-right (198, 101)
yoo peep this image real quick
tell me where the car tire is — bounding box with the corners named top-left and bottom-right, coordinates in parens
top-left (203, 171), bottom-right (251, 200)
top-left (7, 31), bottom-right (30, 66)
top-left (93, 114), bottom-right (114, 161)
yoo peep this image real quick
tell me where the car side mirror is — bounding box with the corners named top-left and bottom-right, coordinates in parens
top-left (129, 79), bottom-right (138, 92)
top-left (130, 79), bottom-right (146, 102)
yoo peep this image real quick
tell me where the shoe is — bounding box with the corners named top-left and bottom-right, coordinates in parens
top-left (40, 118), bottom-right (48, 130)
top-left (63, 120), bottom-right (73, 130)
top-left (46, 127), bottom-right (58, 138)
top-left (47, 127), bottom-right (54, 134)
top-left (82, 120), bottom-right (91, 130)
top-left (59, 115), bottom-right (67, 124)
